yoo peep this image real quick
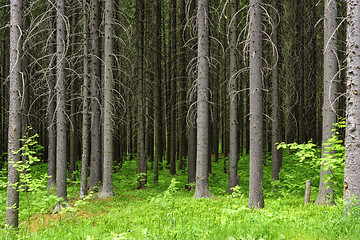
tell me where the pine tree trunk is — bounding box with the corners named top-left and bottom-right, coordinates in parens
top-left (88, 0), bottom-right (102, 191)
top-left (137, 0), bottom-right (147, 188)
top-left (248, 0), bottom-right (264, 209)
top-left (99, 0), bottom-right (115, 198)
top-left (271, 0), bottom-right (282, 182)
top-left (154, 0), bottom-right (162, 184)
top-left (80, 0), bottom-right (90, 198)
top-left (55, 0), bottom-right (68, 209)
top-left (316, 0), bottom-right (337, 205)
top-left (227, 0), bottom-right (239, 193)
top-left (344, 0), bottom-right (360, 206)
top-left (47, 0), bottom-right (57, 191)
top-left (6, 0), bottom-right (22, 230)
top-left (194, 0), bottom-right (213, 198)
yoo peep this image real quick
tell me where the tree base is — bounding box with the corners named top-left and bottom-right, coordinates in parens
top-left (98, 190), bottom-right (115, 199)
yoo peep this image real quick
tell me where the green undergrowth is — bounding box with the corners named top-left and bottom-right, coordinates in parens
top-left (0, 149), bottom-right (356, 239)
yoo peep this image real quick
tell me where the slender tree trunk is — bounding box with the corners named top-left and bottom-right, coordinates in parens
top-left (47, 0), bottom-right (57, 191)
top-left (178, 0), bottom-right (187, 172)
top-left (137, 0), bottom-right (147, 188)
top-left (194, 0), bottom-right (213, 198)
top-left (99, 0), bottom-right (115, 198)
top-left (227, 0), bottom-right (239, 193)
top-left (248, 0), bottom-right (264, 209)
top-left (55, 0), bottom-right (68, 209)
top-left (88, 0), bottom-right (102, 191)
top-left (316, 0), bottom-right (337, 205)
top-left (69, 9), bottom-right (78, 182)
top-left (187, 0), bottom-right (197, 185)
top-left (80, 0), bottom-right (90, 198)
top-left (154, 0), bottom-right (162, 184)
top-left (169, 0), bottom-right (177, 175)
top-left (344, 0), bottom-right (360, 206)
top-left (6, 0), bottom-right (22, 231)
top-left (271, 0), bottom-right (282, 182)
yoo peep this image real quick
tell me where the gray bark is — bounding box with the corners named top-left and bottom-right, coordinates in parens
top-left (47, 0), bottom-right (56, 191)
top-left (271, 0), bottom-right (282, 182)
top-left (316, 0), bottom-right (337, 205)
top-left (169, 0), bottom-right (177, 175)
top-left (6, 0), bottom-right (22, 230)
top-left (80, 0), bottom-right (90, 198)
top-left (227, 0), bottom-right (239, 193)
top-left (69, 10), bottom-right (77, 182)
top-left (99, 0), bottom-right (115, 198)
top-left (248, 0), bottom-right (264, 208)
top-left (88, 0), bottom-right (102, 191)
top-left (154, 0), bottom-right (162, 184)
top-left (344, 0), bottom-right (360, 206)
top-left (56, 0), bottom-right (68, 208)
top-left (193, 0), bottom-right (213, 198)
top-left (137, 0), bottom-right (147, 188)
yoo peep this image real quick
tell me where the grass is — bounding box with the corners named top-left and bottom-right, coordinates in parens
top-left (1, 151), bottom-right (359, 239)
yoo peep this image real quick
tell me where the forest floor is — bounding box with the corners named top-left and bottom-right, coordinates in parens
top-left (1, 152), bottom-right (360, 239)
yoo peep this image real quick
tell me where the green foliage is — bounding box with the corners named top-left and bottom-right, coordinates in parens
top-left (277, 120), bottom-right (345, 199)
top-left (0, 130), bottom-right (60, 236)
top-left (0, 123), bottom-right (353, 239)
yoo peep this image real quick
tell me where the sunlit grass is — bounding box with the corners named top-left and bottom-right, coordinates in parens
top-left (1, 152), bottom-right (358, 239)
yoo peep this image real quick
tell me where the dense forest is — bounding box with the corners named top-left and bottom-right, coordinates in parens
top-left (1, 0), bottom-right (360, 238)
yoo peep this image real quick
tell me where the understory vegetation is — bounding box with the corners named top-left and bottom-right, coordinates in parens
top-left (1, 149), bottom-right (359, 240)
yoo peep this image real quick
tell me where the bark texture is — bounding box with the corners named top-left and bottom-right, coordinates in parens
top-left (271, 0), bottom-right (282, 182)
top-left (344, 0), bottom-right (360, 205)
top-left (194, 0), bottom-right (213, 198)
top-left (88, 0), bottom-right (102, 191)
top-left (227, 0), bottom-right (239, 193)
top-left (80, 0), bottom-right (90, 198)
top-left (248, 0), bottom-right (264, 208)
top-left (6, 0), bottom-right (22, 230)
top-left (47, 1), bottom-right (56, 191)
top-left (99, 0), bottom-right (115, 198)
top-left (136, 0), bottom-right (147, 188)
top-left (316, 0), bottom-right (337, 205)
top-left (56, 0), bottom-right (68, 207)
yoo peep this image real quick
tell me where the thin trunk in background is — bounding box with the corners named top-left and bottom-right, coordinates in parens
top-left (137, 0), bottom-right (147, 188)
top-left (47, 0), bottom-right (56, 191)
top-left (271, 0), bottom-right (282, 183)
top-left (154, 0), bottom-right (162, 184)
top-left (80, 0), bottom-right (90, 198)
top-left (88, 0), bottom-right (102, 191)
top-left (227, 0), bottom-right (239, 193)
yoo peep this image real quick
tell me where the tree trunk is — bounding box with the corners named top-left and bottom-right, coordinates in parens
top-left (47, 0), bottom-right (57, 191)
top-left (271, 0), bottom-right (282, 182)
top-left (154, 0), bottom-right (162, 184)
top-left (55, 0), bottom-right (68, 210)
top-left (316, 0), bottom-right (337, 205)
top-left (88, 0), bottom-right (102, 191)
top-left (194, 0), bottom-right (213, 198)
top-left (69, 9), bottom-right (78, 182)
top-left (80, 0), bottom-right (90, 198)
top-left (227, 0), bottom-right (239, 193)
top-left (137, 0), bottom-right (147, 188)
top-left (344, 0), bottom-right (360, 206)
top-left (99, 0), bottom-right (115, 198)
top-left (6, 0), bottom-right (22, 230)
top-left (248, 0), bottom-right (264, 209)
